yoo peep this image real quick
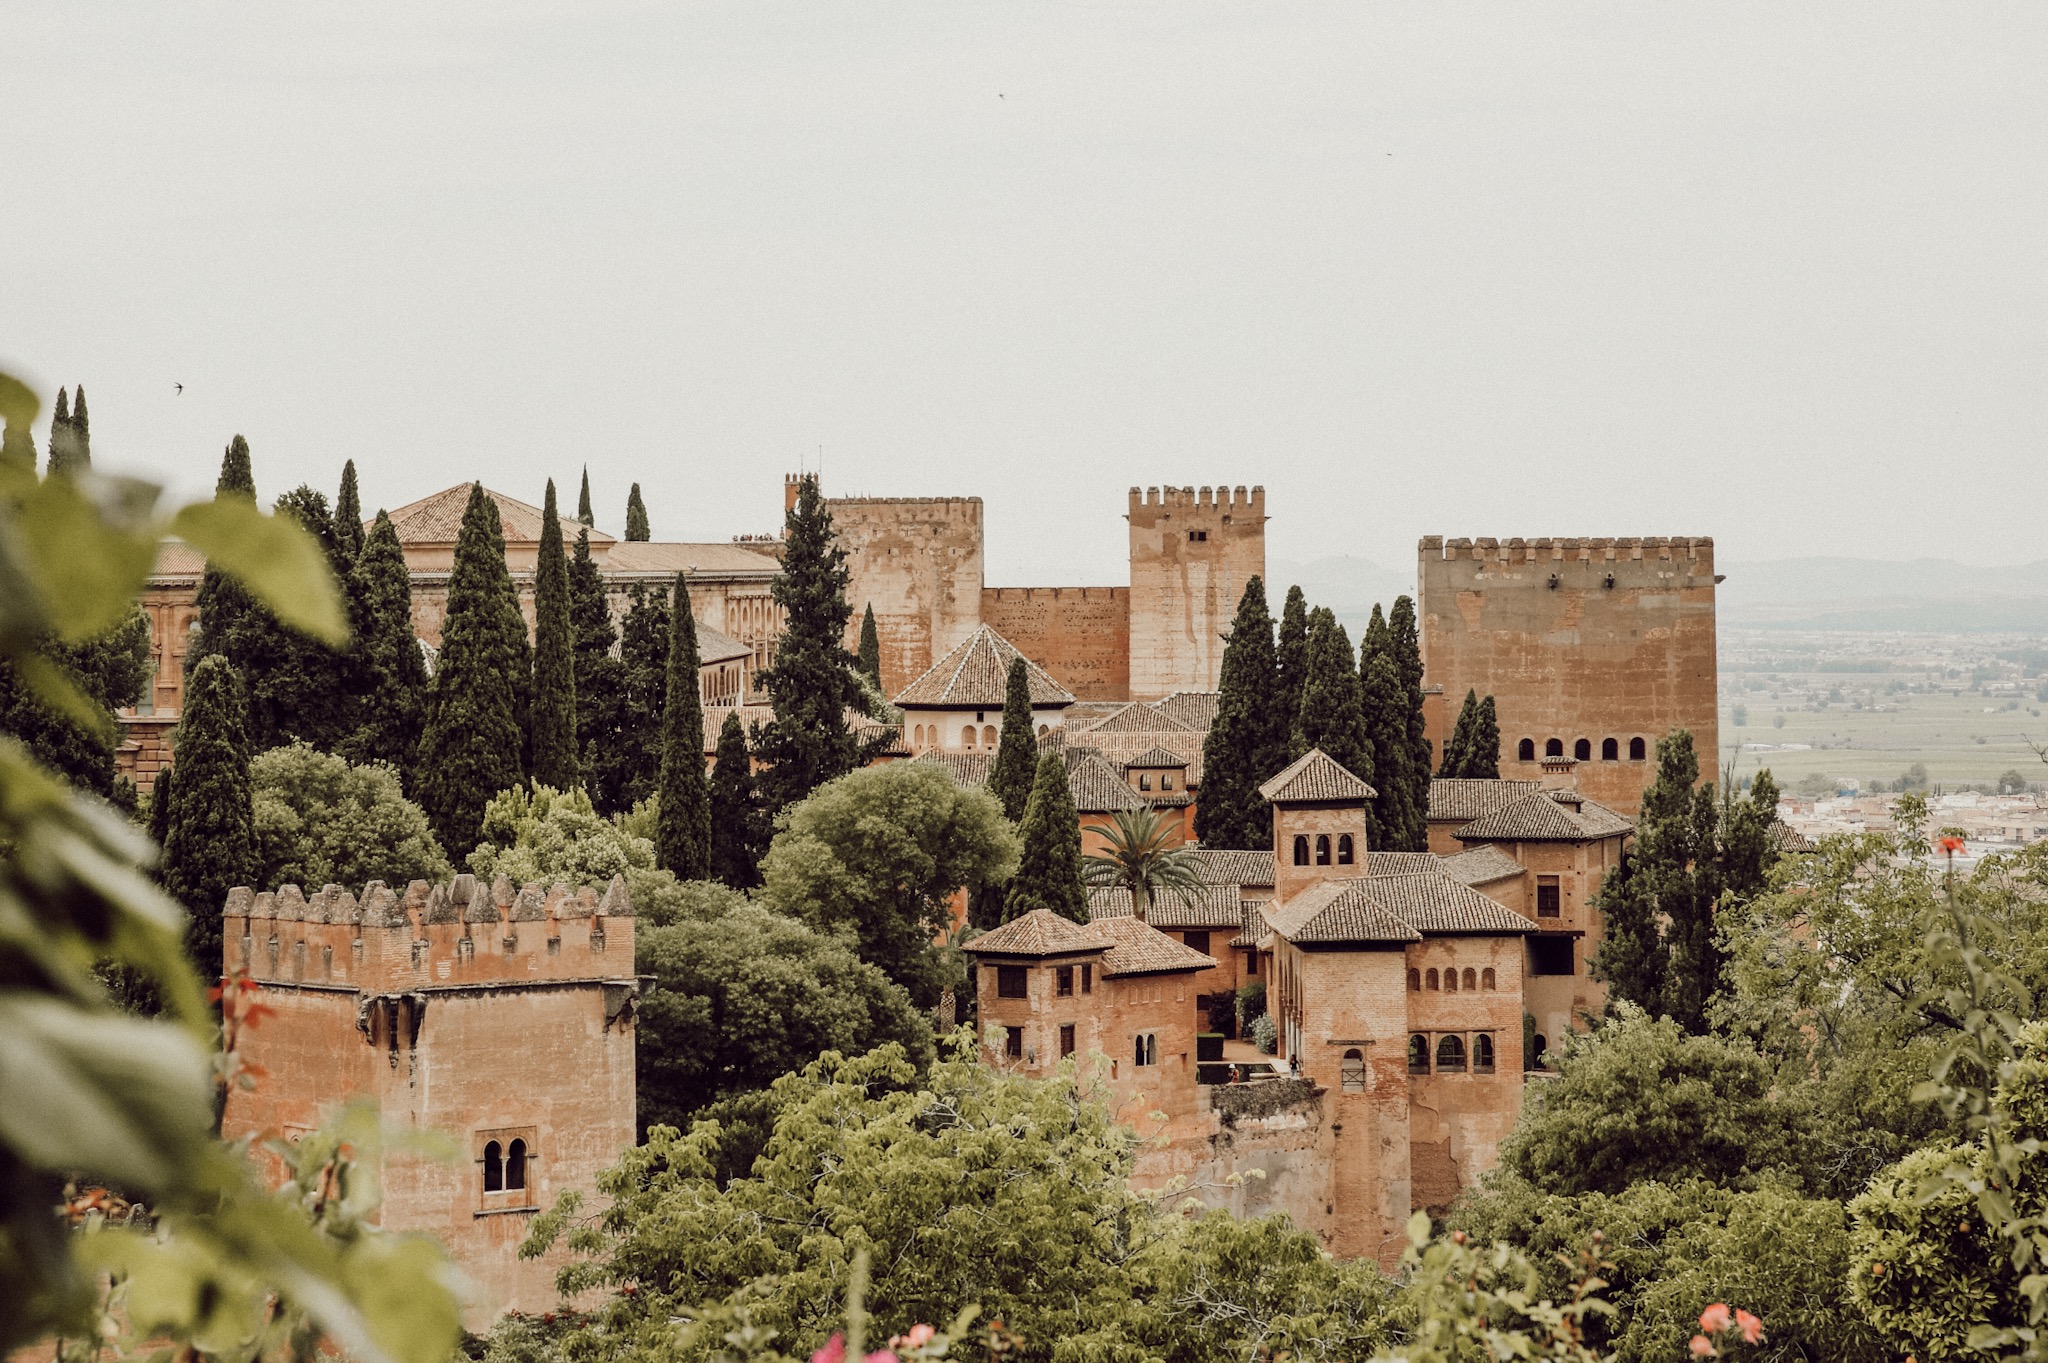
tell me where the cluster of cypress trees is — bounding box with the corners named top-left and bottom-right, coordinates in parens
top-left (1438, 690), bottom-right (1502, 778)
top-left (1197, 577), bottom-right (1436, 853)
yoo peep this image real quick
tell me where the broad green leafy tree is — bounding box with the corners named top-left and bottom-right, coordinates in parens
top-left (656, 573), bottom-right (711, 879)
top-left (415, 484), bottom-right (528, 859)
top-left (161, 654), bottom-right (256, 974)
top-left (530, 479), bottom-right (579, 788)
top-left (1197, 574), bottom-right (1286, 850)
top-left (760, 761), bottom-right (1017, 1006)
top-left (251, 742), bottom-right (450, 890)
top-left (337, 510), bottom-right (428, 780)
top-left (625, 482), bottom-right (650, 540)
top-left (986, 655), bottom-right (1039, 822)
top-left (708, 709), bottom-right (767, 889)
top-left (1008, 750), bottom-right (1087, 923)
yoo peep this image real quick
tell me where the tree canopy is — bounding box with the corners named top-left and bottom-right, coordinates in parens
top-left (656, 574), bottom-right (711, 879)
top-left (1008, 750), bottom-right (1086, 923)
top-left (986, 655), bottom-right (1038, 823)
top-left (251, 742), bottom-right (449, 890)
top-left (529, 479), bottom-right (579, 789)
top-left (1197, 574), bottom-right (1286, 850)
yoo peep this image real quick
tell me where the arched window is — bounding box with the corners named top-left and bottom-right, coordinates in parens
top-left (962, 725), bottom-right (977, 749)
top-left (1436, 1035), bottom-right (1467, 1072)
top-left (1574, 738), bottom-right (1591, 761)
top-left (482, 1140), bottom-right (503, 1194)
top-left (1462, 968), bottom-right (1476, 991)
top-left (1315, 835), bottom-right (1331, 865)
top-left (1444, 967), bottom-right (1459, 993)
top-left (1293, 835), bottom-right (1310, 865)
top-left (1425, 968), bottom-right (1439, 990)
top-left (1139, 773), bottom-right (1153, 791)
top-left (983, 725), bottom-right (997, 747)
top-left (506, 1138), bottom-right (528, 1190)
top-left (1341, 1048), bottom-right (1366, 1093)
top-left (1336, 834), bottom-right (1355, 865)
top-left (1532, 1034), bottom-right (1549, 1070)
top-left (1517, 738), bottom-right (1536, 762)
top-left (1407, 1034), bottom-right (1430, 1074)
top-left (1407, 968), bottom-right (1421, 991)
top-left (1545, 738), bottom-right (1564, 758)
top-left (1037, 724), bottom-right (1049, 737)
top-left (1601, 737), bottom-right (1618, 761)
top-left (1481, 967), bottom-right (1496, 991)
top-left (1473, 1035), bottom-right (1496, 1074)
top-left (1629, 737), bottom-right (1647, 760)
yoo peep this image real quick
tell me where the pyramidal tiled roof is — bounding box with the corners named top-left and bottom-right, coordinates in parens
top-left (912, 750), bottom-right (995, 788)
top-left (1438, 844), bottom-right (1525, 887)
top-left (1428, 778), bottom-right (1541, 822)
top-left (1186, 847), bottom-right (1275, 888)
top-left (1068, 755), bottom-right (1148, 813)
top-left (1455, 789), bottom-right (1633, 843)
top-left (696, 625), bottom-right (752, 665)
top-left (1258, 749), bottom-right (1376, 805)
top-left (1126, 745), bottom-right (1189, 769)
top-left (964, 909), bottom-right (1101, 958)
top-left (892, 626), bottom-right (1076, 709)
top-left (1265, 880), bottom-right (1420, 945)
top-left (1153, 691), bottom-right (1222, 733)
top-left (1362, 866), bottom-right (1536, 935)
top-left (1087, 883), bottom-right (1247, 928)
top-left (1079, 701), bottom-right (1197, 736)
top-left (964, 909), bottom-right (1216, 976)
top-left (383, 483), bottom-right (610, 548)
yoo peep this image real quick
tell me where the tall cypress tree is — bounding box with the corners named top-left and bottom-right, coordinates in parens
top-left (1440, 689), bottom-right (1479, 777)
top-left (1388, 596), bottom-right (1432, 846)
top-left (709, 709), bottom-right (766, 889)
top-left (656, 574), bottom-right (711, 879)
top-left (1197, 575), bottom-right (1285, 850)
top-left (189, 437), bottom-right (259, 676)
top-left (1360, 607), bottom-right (1421, 851)
top-left (68, 386), bottom-right (88, 467)
top-left (335, 459), bottom-right (364, 561)
top-left (161, 655), bottom-right (255, 977)
top-left (857, 604), bottom-right (883, 690)
top-left (241, 486), bottom-right (352, 752)
top-left (1469, 697), bottom-right (1501, 778)
top-left (529, 480), bottom-right (579, 788)
top-left (1296, 609), bottom-right (1378, 847)
top-left (577, 466), bottom-right (595, 527)
top-left (753, 474), bottom-right (866, 813)
top-left (1008, 751), bottom-right (1086, 923)
top-left (987, 656), bottom-right (1039, 822)
top-left (625, 484), bottom-right (650, 541)
top-left (568, 526), bottom-right (625, 804)
top-left (1276, 585), bottom-right (1310, 755)
top-left (45, 388), bottom-right (84, 475)
top-left (594, 582), bottom-right (668, 813)
top-left (415, 484), bottom-right (527, 859)
top-left (339, 511), bottom-right (427, 780)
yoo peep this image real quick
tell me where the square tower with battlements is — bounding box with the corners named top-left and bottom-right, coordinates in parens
top-left (1126, 486), bottom-right (1267, 700)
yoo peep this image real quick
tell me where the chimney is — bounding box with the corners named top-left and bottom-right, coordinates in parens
top-left (1539, 755), bottom-right (1578, 792)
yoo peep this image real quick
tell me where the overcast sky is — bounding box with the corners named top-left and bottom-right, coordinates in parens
top-left (9, 4), bottom-right (2045, 585)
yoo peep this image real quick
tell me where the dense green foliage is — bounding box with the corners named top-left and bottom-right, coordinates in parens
top-left (707, 710), bottom-right (766, 889)
top-left (857, 602), bottom-right (882, 688)
top-left (1439, 688), bottom-right (1507, 778)
top-left (624, 482), bottom-right (649, 540)
top-left (415, 485), bottom-right (529, 859)
top-left (334, 458), bottom-right (364, 560)
top-left (1008, 750), bottom-right (1086, 923)
top-left (1198, 575), bottom-right (1287, 849)
top-left (45, 384), bottom-right (89, 474)
top-left (753, 474), bottom-right (869, 813)
top-left (1275, 584), bottom-right (1309, 739)
top-left (656, 574), bottom-right (711, 879)
top-left (761, 762), bottom-right (1017, 1006)
top-left (986, 656), bottom-right (1038, 822)
top-left (337, 510), bottom-right (427, 777)
top-left (568, 526), bottom-right (627, 808)
top-left (1385, 596), bottom-right (1432, 844)
top-left (1360, 605), bottom-right (1424, 851)
top-left (1295, 608), bottom-right (1376, 842)
top-left (252, 484), bottom-right (355, 751)
top-left (529, 479), bottom-right (579, 788)
top-left (160, 654), bottom-right (256, 973)
top-left (250, 742), bottom-right (449, 890)
top-left (468, 783), bottom-right (656, 888)
top-left (589, 581), bottom-right (667, 814)
top-left (577, 466), bottom-right (594, 526)
top-left (0, 607), bottom-right (150, 797)
top-left (1081, 806), bottom-right (1202, 922)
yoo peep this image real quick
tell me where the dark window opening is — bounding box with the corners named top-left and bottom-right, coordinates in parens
top-left (1081, 964), bottom-right (1093, 993)
top-left (1407, 967), bottom-right (1421, 991)
top-left (1518, 738), bottom-right (1536, 762)
top-left (1005, 1027), bottom-right (1023, 1059)
top-left (997, 966), bottom-right (1028, 999)
top-left (1436, 1035), bottom-right (1467, 1072)
top-left (1292, 835), bottom-right (1310, 865)
top-left (1545, 738), bottom-right (1564, 758)
top-left (1482, 967), bottom-right (1496, 990)
top-left (1462, 968), bottom-right (1476, 991)
top-left (1315, 834), bottom-right (1331, 865)
top-left (506, 1138), bottom-right (527, 1190)
top-left (1134, 1033), bottom-right (1157, 1067)
top-left (1537, 877), bottom-right (1561, 918)
top-left (1531, 1034), bottom-right (1549, 1070)
top-left (1336, 833), bottom-right (1355, 864)
top-left (1574, 738), bottom-right (1591, 761)
top-left (483, 1140), bottom-right (503, 1193)
top-left (1341, 1048), bottom-right (1366, 1093)
top-left (1162, 774), bottom-right (1174, 790)
top-left (1407, 1033), bottom-right (1430, 1074)
top-left (1059, 1023), bottom-right (1076, 1058)
top-left (1184, 931), bottom-right (1210, 955)
top-left (1444, 968), bottom-right (1459, 993)
top-left (1474, 1035), bottom-right (1496, 1074)
top-left (1139, 773), bottom-right (1152, 791)
top-left (1601, 737), bottom-right (1619, 761)
top-left (1529, 936), bottom-right (1575, 976)
top-left (1426, 968), bottom-right (1439, 990)
top-left (1629, 736), bottom-right (1647, 761)
top-left (1056, 965), bottom-right (1074, 996)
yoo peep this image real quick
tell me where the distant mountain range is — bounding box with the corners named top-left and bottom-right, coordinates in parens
top-left (1268, 554), bottom-right (2048, 635)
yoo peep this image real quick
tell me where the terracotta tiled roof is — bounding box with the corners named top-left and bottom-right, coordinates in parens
top-left (893, 625), bottom-right (1076, 709)
top-left (1126, 746), bottom-right (1189, 769)
top-left (1362, 867), bottom-right (1536, 935)
top-left (1153, 691), bottom-right (1222, 733)
top-left (1062, 702), bottom-right (1128, 728)
top-left (601, 542), bottom-right (783, 576)
top-left (964, 909), bottom-right (1103, 958)
top-left (1230, 903), bottom-right (1267, 948)
top-left (1428, 778), bottom-right (1541, 822)
top-left (1078, 701), bottom-right (1197, 736)
top-left (1068, 755), bottom-right (1148, 813)
top-left (1438, 845), bottom-right (1524, 887)
top-left (151, 540), bottom-right (206, 577)
top-left (1186, 848), bottom-right (1275, 888)
top-left (1087, 883), bottom-right (1246, 928)
top-left (912, 750), bottom-right (995, 788)
top-left (1366, 851), bottom-right (1440, 875)
top-left (383, 483), bottom-right (607, 547)
top-left (1265, 880), bottom-right (1420, 944)
top-left (1770, 822), bottom-right (1815, 853)
top-left (701, 703), bottom-right (774, 753)
top-left (1454, 790), bottom-right (1633, 843)
top-left (1088, 914), bottom-right (1219, 976)
top-left (1067, 733), bottom-right (1202, 786)
top-left (1258, 749), bottom-right (1376, 805)
top-left (696, 625), bottom-right (752, 665)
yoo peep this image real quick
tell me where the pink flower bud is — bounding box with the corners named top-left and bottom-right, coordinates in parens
top-left (1690, 1336), bottom-right (1716, 1358)
top-left (1700, 1304), bottom-right (1732, 1335)
top-left (1735, 1310), bottom-right (1763, 1345)
top-left (813, 1335), bottom-right (847, 1363)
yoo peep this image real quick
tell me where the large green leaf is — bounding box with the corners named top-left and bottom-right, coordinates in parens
top-left (171, 497), bottom-right (348, 645)
top-left (0, 372), bottom-right (37, 431)
top-left (6, 474), bottom-right (159, 641)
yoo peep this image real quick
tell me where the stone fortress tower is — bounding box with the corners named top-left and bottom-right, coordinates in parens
top-left (1126, 486), bottom-right (1269, 700)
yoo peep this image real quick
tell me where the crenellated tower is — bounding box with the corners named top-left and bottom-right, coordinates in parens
top-left (1126, 485), bottom-right (1267, 700)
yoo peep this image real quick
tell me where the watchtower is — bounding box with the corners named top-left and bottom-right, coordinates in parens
top-left (1127, 486), bottom-right (1267, 700)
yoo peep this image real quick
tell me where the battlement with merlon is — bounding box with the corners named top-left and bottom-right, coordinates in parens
top-left (1420, 535), bottom-right (1714, 571)
top-left (221, 873), bottom-right (636, 993)
top-left (1128, 485), bottom-right (1264, 513)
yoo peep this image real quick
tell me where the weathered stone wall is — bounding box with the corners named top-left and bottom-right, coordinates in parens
top-left (980, 587), bottom-right (1130, 700)
top-left (829, 496), bottom-right (986, 694)
top-left (1127, 486), bottom-right (1266, 700)
top-left (1418, 536), bottom-right (1718, 815)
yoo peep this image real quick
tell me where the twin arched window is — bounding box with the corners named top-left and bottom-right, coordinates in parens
top-left (482, 1138), bottom-right (528, 1194)
top-left (1436, 1035), bottom-right (1467, 1072)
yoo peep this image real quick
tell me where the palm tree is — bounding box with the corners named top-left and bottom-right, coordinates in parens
top-left (1081, 806), bottom-right (1204, 924)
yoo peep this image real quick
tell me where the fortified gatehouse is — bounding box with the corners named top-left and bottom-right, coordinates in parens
top-left (219, 874), bottom-right (640, 1322)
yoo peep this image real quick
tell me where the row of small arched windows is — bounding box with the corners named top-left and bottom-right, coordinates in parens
top-left (1408, 966), bottom-right (1496, 992)
top-left (1408, 1033), bottom-right (1496, 1074)
top-left (482, 1138), bottom-right (528, 1193)
top-left (1290, 833), bottom-right (1356, 866)
top-left (911, 722), bottom-right (1054, 751)
top-left (1517, 736), bottom-right (1648, 763)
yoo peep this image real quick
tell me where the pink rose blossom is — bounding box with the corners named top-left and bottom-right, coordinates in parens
top-left (813, 1335), bottom-right (846, 1363)
top-left (1735, 1310), bottom-right (1763, 1345)
top-left (1699, 1304), bottom-right (1732, 1335)
top-left (897, 1325), bottom-right (936, 1349)
top-left (1690, 1336), bottom-right (1716, 1357)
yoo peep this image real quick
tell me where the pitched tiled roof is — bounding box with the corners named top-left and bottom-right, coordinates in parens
top-left (1259, 749), bottom-right (1376, 804)
top-left (1455, 790), bottom-right (1633, 843)
top-left (1078, 701), bottom-right (1197, 736)
top-left (913, 750), bottom-right (994, 788)
top-left (1087, 883), bottom-right (1246, 927)
top-left (1062, 702), bottom-right (1129, 728)
top-left (1153, 691), bottom-right (1222, 733)
top-left (151, 540), bottom-right (207, 578)
top-left (601, 541), bottom-right (783, 576)
top-left (1126, 746), bottom-right (1189, 769)
top-left (1438, 845), bottom-right (1525, 887)
top-left (1265, 880), bottom-right (1421, 944)
top-left (893, 626), bottom-right (1076, 709)
top-left (1366, 851), bottom-right (1441, 875)
top-left (1186, 848), bottom-right (1275, 888)
top-left (696, 625), bottom-right (752, 665)
top-left (1428, 778), bottom-right (1541, 822)
top-left (1068, 755), bottom-right (1148, 813)
top-left (383, 483), bottom-right (608, 547)
top-left (964, 909), bottom-right (1103, 958)
top-left (1067, 733), bottom-right (1202, 786)
top-left (1363, 867), bottom-right (1536, 935)
top-left (1771, 822), bottom-right (1815, 854)
top-left (1230, 902), bottom-right (1268, 948)
top-left (1087, 915), bottom-right (1219, 976)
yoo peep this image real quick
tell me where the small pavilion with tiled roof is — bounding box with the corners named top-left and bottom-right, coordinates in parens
top-left (894, 624), bottom-right (1075, 758)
